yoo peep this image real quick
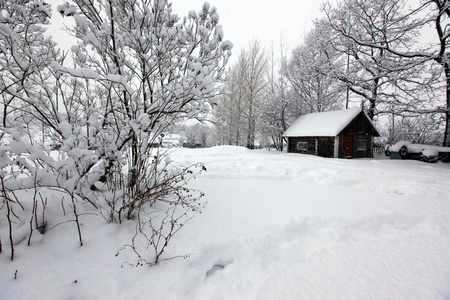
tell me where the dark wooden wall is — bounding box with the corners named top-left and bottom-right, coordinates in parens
top-left (287, 137), bottom-right (317, 155)
top-left (287, 113), bottom-right (377, 158)
top-left (317, 137), bottom-right (335, 158)
top-left (340, 113), bottom-right (375, 158)
top-left (287, 137), bottom-right (335, 158)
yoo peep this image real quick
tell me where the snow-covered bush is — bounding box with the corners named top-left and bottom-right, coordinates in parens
top-left (0, 0), bottom-right (230, 265)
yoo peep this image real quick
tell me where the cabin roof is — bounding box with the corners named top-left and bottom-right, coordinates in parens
top-left (283, 108), bottom-right (379, 137)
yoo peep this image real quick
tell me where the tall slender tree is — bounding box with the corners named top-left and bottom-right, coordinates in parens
top-left (258, 40), bottom-right (298, 151)
top-left (214, 40), bottom-right (267, 149)
top-left (243, 40), bottom-right (267, 149)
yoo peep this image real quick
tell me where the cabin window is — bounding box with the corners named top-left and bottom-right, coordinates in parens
top-left (296, 140), bottom-right (308, 151)
top-left (357, 140), bottom-right (367, 151)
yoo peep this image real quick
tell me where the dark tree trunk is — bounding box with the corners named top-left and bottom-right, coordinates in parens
top-left (432, 0), bottom-right (450, 146)
top-left (444, 63), bottom-right (450, 146)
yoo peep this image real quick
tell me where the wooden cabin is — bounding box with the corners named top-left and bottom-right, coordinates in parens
top-left (283, 108), bottom-right (380, 158)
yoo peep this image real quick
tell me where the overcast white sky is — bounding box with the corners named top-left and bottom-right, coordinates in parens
top-left (172, 0), bottom-right (331, 60)
top-left (47, 0), bottom-right (332, 64)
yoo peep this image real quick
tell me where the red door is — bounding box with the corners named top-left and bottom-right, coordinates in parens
top-left (343, 134), bottom-right (354, 158)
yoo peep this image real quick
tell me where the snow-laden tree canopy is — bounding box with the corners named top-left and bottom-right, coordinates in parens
top-left (0, 0), bottom-right (232, 264)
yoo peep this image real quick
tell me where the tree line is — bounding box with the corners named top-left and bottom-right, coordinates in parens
top-left (214, 0), bottom-right (450, 150)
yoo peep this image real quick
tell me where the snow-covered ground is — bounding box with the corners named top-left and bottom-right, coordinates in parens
top-left (1, 146), bottom-right (450, 299)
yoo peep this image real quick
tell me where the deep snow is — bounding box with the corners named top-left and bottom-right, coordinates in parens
top-left (1, 146), bottom-right (450, 299)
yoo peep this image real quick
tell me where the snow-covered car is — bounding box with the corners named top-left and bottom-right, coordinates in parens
top-left (386, 141), bottom-right (450, 162)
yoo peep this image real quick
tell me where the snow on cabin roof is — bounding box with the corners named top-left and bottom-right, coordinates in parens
top-left (283, 108), bottom-right (364, 137)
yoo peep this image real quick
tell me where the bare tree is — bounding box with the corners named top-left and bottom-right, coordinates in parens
top-left (286, 22), bottom-right (345, 114)
top-left (322, 0), bottom-right (450, 146)
top-left (258, 39), bottom-right (297, 151)
top-left (426, 0), bottom-right (450, 146)
top-left (214, 40), bottom-right (267, 149)
top-left (214, 55), bottom-right (248, 146)
top-left (385, 113), bottom-right (444, 145)
top-left (244, 40), bottom-right (267, 149)
top-left (322, 0), bottom-right (437, 119)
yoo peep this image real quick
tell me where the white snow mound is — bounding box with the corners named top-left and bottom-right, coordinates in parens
top-left (1, 146), bottom-right (450, 300)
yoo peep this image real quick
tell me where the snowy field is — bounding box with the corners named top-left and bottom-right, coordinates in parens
top-left (1, 146), bottom-right (450, 299)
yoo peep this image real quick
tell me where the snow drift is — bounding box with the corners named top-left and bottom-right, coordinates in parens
top-left (1, 146), bottom-right (450, 300)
